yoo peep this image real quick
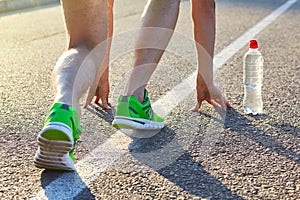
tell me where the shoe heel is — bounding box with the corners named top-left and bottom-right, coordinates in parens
top-left (34, 123), bottom-right (75, 171)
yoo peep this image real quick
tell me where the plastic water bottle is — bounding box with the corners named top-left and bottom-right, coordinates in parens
top-left (243, 39), bottom-right (263, 115)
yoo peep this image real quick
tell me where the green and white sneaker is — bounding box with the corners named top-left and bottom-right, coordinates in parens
top-left (34, 103), bottom-right (82, 171)
top-left (112, 90), bottom-right (165, 130)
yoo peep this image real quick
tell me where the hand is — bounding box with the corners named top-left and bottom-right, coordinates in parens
top-left (94, 67), bottom-right (110, 109)
top-left (84, 67), bottom-right (110, 109)
top-left (191, 74), bottom-right (231, 112)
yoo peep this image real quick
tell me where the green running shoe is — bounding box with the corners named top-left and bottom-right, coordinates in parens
top-left (112, 90), bottom-right (165, 130)
top-left (34, 103), bottom-right (82, 171)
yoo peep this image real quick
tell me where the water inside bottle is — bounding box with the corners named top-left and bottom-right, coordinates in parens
top-left (243, 84), bottom-right (263, 115)
top-left (243, 50), bottom-right (263, 115)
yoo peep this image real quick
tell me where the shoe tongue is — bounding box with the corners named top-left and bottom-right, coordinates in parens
top-left (143, 90), bottom-right (149, 103)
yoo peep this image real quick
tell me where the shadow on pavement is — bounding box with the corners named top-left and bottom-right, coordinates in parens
top-left (267, 120), bottom-right (300, 139)
top-left (128, 126), bottom-right (176, 153)
top-left (158, 153), bottom-right (244, 200)
top-left (41, 170), bottom-right (95, 200)
top-left (224, 108), bottom-right (300, 164)
top-left (129, 126), bottom-right (244, 199)
top-left (199, 108), bottom-right (299, 164)
top-left (86, 103), bottom-right (115, 124)
top-left (129, 107), bottom-right (299, 198)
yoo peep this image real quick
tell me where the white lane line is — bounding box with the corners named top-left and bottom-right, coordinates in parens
top-left (33, 131), bottom-right (130, 200)
top-left (33, 0), bottom-right (297, 199)
top-left (213, 0), bottom-right (298, 72)
top-left (155, 0), bottom-right (298, 116)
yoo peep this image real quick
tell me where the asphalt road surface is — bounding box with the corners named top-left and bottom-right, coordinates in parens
top-left (0, 0), bottom-right (299, 199)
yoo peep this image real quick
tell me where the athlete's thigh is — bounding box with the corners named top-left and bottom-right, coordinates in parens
top-left (60, 0), bottom-right (108, 49)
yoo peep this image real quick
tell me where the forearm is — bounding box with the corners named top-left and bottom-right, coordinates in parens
top-left (191, 0), bottom-right (216, 87)
top-left (107, 0), bottom-right (114, 49)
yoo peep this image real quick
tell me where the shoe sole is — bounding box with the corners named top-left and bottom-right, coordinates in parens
top-left (34, 122), bottom-right (75, 171)
top-left (112, 116), bottom-right (165, 130)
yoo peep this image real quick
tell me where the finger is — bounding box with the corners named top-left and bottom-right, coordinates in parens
top-left (95, 86), bottom-right (100, 96)
top-left (84, 85), bottom-right (97, 108)
top-left (206, 99), bottom-right (221, 109)
top-left (101, 98), bottom-right (110, 109)
top-left (190, 102), bottom-right (201, 112)
top-left (94, 86), bottom-right (100, 103)
top-left (225, 100), bottom-right (232, 108)
top-left (94, 96), bottom-right (100, 104)
top-left (220, 96), bottom-right (227, 112)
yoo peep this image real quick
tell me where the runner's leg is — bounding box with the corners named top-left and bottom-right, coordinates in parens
top-left (126, 0), bottom-right (181, 102)
top-left (54, 0), bottom-right (108, 112)
top-left (34, 0), bottom-right (108, 171)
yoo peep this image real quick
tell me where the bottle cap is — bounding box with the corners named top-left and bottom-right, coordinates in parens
top-left (249, 40), bottom-right (258, 49)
